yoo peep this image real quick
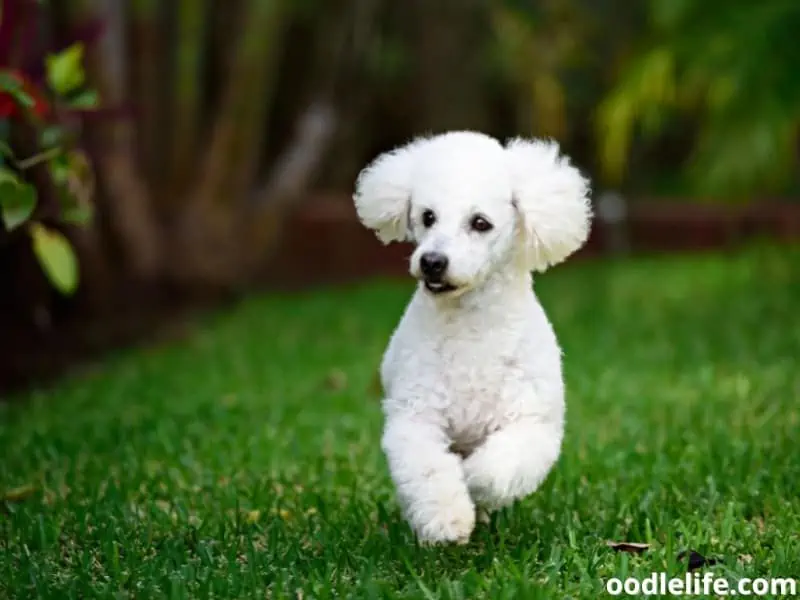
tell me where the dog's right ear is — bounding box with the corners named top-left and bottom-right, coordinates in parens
top-left (353, 140), bottom-right (423, 244)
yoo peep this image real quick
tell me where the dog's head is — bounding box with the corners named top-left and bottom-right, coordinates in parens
top-left (353, 131), bottom-right (592, 297)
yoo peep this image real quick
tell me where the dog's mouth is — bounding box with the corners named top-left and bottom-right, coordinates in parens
top-left (423, 279), bottom-right (458, 295)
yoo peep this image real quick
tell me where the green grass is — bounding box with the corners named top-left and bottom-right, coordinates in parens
top-left (2, 244), bottom-right (799, 599)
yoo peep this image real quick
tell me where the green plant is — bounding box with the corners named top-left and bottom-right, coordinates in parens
top-left (490, 0), bottom-right (588, 140)
top-left (0, 42), bottom-right (98, 295)
top-left (596, 0), bottom-right (800, 197)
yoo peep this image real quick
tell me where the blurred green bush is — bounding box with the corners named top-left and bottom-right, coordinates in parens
top-left (597, 0), bottom-right (800, 198)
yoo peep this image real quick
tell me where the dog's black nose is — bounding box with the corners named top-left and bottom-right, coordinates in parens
top-left (420, 252), bottom-right (448, 278)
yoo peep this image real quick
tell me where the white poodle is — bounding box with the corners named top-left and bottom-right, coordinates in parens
top-left (353, 131), bottom-right (592, 544)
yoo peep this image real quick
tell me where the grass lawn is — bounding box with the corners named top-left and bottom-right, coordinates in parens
top-left (1, 244), bottom-right (799, 599)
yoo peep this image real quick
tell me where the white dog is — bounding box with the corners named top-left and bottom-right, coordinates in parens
top-left (353, 131), bottom-right (592, 544)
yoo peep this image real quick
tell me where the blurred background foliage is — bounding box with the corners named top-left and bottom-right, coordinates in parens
top-left (597, 0), bottom-right (800, 197)
top-left (0, 0), bottom-right (798, 389)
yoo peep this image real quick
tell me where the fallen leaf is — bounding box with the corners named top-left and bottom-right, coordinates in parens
top-left (754, 516), bottom-right (766, 533)
top-left (606, 540), bottom-right (650, 553)
top-left (188, 514), bottom-right (203, 528)
top-left (246, 510), bottom-right (261, 523)
top-left (324, 368), bottom-right (348, 391)
top-left (678, 550), bottom-right (721, 571)
top-left (2, 483), bottom-right (36, 502)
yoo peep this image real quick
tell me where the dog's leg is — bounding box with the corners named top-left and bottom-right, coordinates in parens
top-left (382, 415), bottom-right (476, 544)
top-left (462, 418), bottom-right (562, 510)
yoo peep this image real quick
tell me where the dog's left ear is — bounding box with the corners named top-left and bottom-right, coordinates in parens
top-left (505, 138), bottom-right (592, 272)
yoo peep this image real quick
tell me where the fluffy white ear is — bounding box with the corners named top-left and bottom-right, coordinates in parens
top-left (353, 140), bottom-right (424, 244)
top-left (505, 138), bottom-right (592, 272)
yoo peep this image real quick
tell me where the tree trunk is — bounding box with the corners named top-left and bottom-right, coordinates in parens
top-left (129, 0), bottom-right (167, 194)
top-left (194, 0), bottom-right (286, 208)
top-left (167, 0), bottom-right (208, 201)
top-left (80, 0), bottom-right (162, 279)
top-left (171, 0), bottom-right (288, 285)
top-left (406, 0), bottom-right (492, 133)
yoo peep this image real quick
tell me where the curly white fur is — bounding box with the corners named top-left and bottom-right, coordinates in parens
top-left (354, 131), bottom-right (592, 544)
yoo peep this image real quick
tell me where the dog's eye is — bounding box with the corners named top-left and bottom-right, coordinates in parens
top-left (421, 209), bottom-right (436, 228)
top-left (470, 215), bottom-right (493, 232)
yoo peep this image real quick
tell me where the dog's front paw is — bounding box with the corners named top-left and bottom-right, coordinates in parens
top-left (417, 514), bottom-right (475, 545)
top-left (414, 495), bottom-right (476, 545)
top-left (463, 420), bottom-right (562, 510)
top-left (462, 447), bottom-right (516, 510)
